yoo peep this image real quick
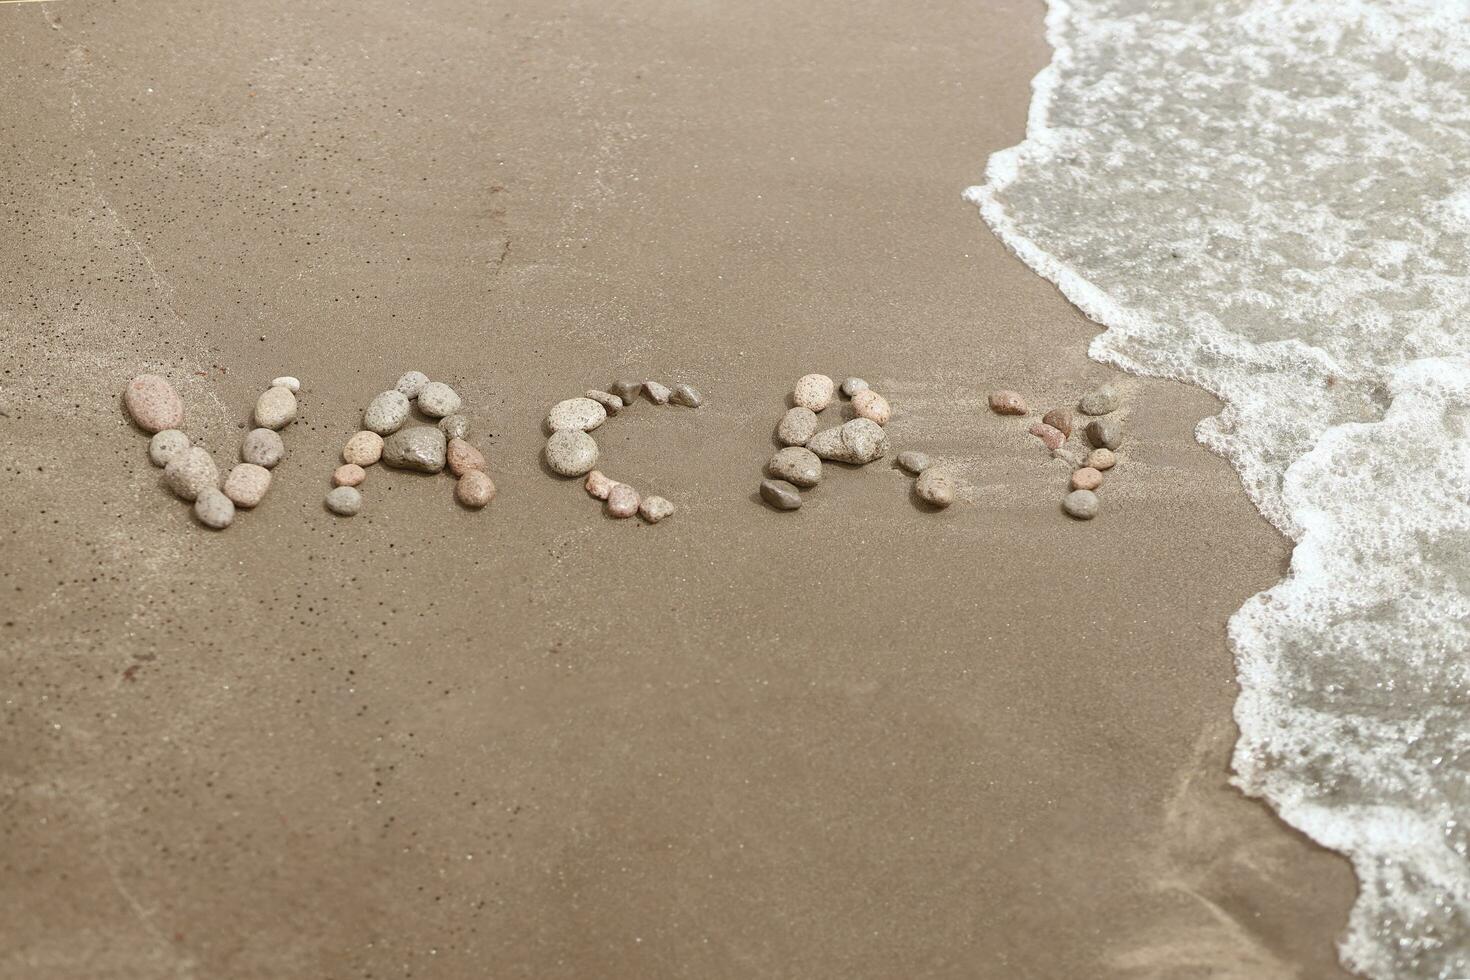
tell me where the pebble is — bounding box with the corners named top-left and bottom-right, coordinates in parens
top-left (456, 471), bottom-right (496, 508)
top-left (776, 407), bottom-right (819, 446)
top-left (241, 428), bottom-right (285, 468)
top-left (606, 483), bottom-right (639, 518)
top-left (325, 486), bottom-right (362, 516)
top-left (333, 463), bottom-right (366, 487)
top-left (988, 390), bottom-right (1027, 415)
top-left (767, 447), bottom-right (822, 488)
top-left (147, 429), bottom-right (190, 467)
top-left (610, 380), bottom-right (643, 405)
top-left (547, 397), bottom-right (607, 432)
top-left (254, 385), bottom-right (297, 430)
top-left (643, 381), bottom-right (673, 405)
top-left (438, 414), bottom-right (471, 440)
top-left (416, 381), bottom-right (461, 418)
top-left (545, 430), bottom-right (599, 477)
top-left (841, 377), bottom-right (869, 397)
top-left (1030, 422), bottom-right (1066, 451)
top-left (396, 371), bottom-right (430, 398)
top-left (915, 469), bottom-right (956, 508)
top-left (193, 488), bottom-right (235, 529)
top-left (342, 430), bottom-right (384, 466)
top-left (1042, 407), bottom-right (1074, 437)
top-left (382, 426), bottom-right (447, 473)
top-left (585, 391), bottom-right (623, 416)
top-left (223, 463), bottom-right (272, 507)
top-left (1071, 466), bottom-right (1104, 491)
top-left (792, 373), bottom-right (835, 412)
top-left (851, 389), bottom-right (892, 426)
top-left (271, 376), bottom-right (301, 392)
top-left (124, 374), bottom-right (184, 433)
top-left (808, 417), bottom-right (889, 464)
top-left (670, 382), bottom-right (703, 408)
top-left (1063, 489), bottom-right (1099, 520)
top-left (1087, 448), bottom-right (1117, 470)
top-left (897, 451), bottom-right (932, 475)
top-left (1086, 417), bottom-right (1123, 450)
top-left (363, 390), bottom-right (411, 435)
top-left (447, 437), bottom-right (487, 476)
top-left (164, 447), bottom-right (219, 501)
top-left (639, 496), bottom-right (675, 523)
top-left (585, 470), bottom-right (616, 500)
top-left (1079, 383), bottom-right (1121, 416)
top-left (760, 478), bottom-right (802, 511)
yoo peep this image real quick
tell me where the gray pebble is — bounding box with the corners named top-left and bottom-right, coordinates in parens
top-left (164, 446), bottom-right (219, 501)
top-left (325, 485), bottom-right (363, 516)
top-left (364, 390), bottom-right (411, 435)
top-left (544, 430), bottom-right (599, 477)
top-left (240, 427), bottom-right (285, 468)
top-left (897, 450), bottom-right (932, 475)
top-left (1063, 489), bottom-right (1099, 520)
top-left (760, 478), bottom-right (802, 511)
top-left (438, 414), bottom-right (471, 440)
top-left (777, 407), bottom-right (819, 446)
top-left (643, 381), bottom-right (672, 405)
top-left (670, 383), bottom-right (703, 407)
top-left (396, 371), bottom-right (430, 398)
top-left (547, 397), bottom-right (607, 432)
top-left (1079, 384), bottom-right (1121, 416)
top-left (610, 380), bottom-right (643, 405)
top-left (767, 446), bottom-right (822, 488)
top-left (254, 385), bottom-right (297, 430)
top-left (639, 496), bottom-right (675, 524)
top-left (809, 417), bottom-right (889, 464)
top-left (193, 488), bottom-right (235, 529)
top-left (148, 429), bottom-right (191, 468)
top-left (585, 390), bottom-right (623, 415)
top-left (841, 377), bottom-right (869, 397)
top-left (381, 426), bottom-right (447, 472)
top-left (416, 381), bottom-right (461, 418)
top-left (915, 469), bottom-right (956, 508)
top-left (1086, 417), bottom-right (1122, 450)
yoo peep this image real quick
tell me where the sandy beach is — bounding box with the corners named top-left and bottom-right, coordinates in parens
top-left (2, 0), bottom-right (1360, 976)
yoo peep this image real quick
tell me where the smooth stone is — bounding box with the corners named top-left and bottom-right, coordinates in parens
top-left (988, 390), bottom-right (1027, 415)
top-left (124, 374), bottom-right (184, 433)
top-left (643, 381), bottom-right (672, 404)
top-left (670, 382), bottom-right (703, 407)
top-left (271, 376), bottom-right (301, 392)
top-left (585, 470), bottom-right (616, 500)
top-left (342, 430), bottom-right (384, 466)
top-left (1063, 489), bottom-right (1100, 520)
top-left (333, 463), bottom-right (366, 487)
top-left (585, 391), bottom-right (623, 416)
top-left (1042, 407), bottom-right (1074, 437)
top-left (545, 430), bottom-right (598, 477)
top-left (381, 426), bottom-right (447, 473)
top-left (446, 438), bottom-right (487, 476)
top-left (438, 414), bottom-right (471, 440)
top-left (610, 380), bottom-right (643, 405)
top-left (1071, 466), bottom-right (1104, 491)
top-left (147, 429), bottom-right (190, 467)
top-left (840, 417), bottom-right (889, 463)
top-left (1030, 422), bottom-right (1066, 451)
top-left (792, 373), bottom-right (835, 412)
top-left (767, 447), bottom-right (822, 488)
top-left (223, 463), bottom-right (271, 507)
top-left (325, 486), bottom-right (362, 516)
top-left (1086, 417), bottom-right (1123, 450)
top-left (915, 468), bottom-right (956, 508)
top-left (897, 451), bottom-right (932, 475)
top-left (1079, 384), bottom-right (1122, 416)
top-left (639, 496), bottom-right (675, 523)
top-left (606, 483), bottom-right (639, 518)
top-left (396, 371), bottom-right (430, 398)
top-left (363, 390), bottom-right (411, 435)
top-left (164, 447), bottom-right (219, 501)
top-left (1087, 448), bottom-right (1117, 470)
top-left (776, 407), bottom-right (819, 446)
top-left (547, 397), bottom-right (607, 432)
top-left (416, 381), bottom-right (461, 418)
top-left (851, 389), bottom-right (892, 426)
top-left (841, 377), bottom-right (869, 397)
top-left (193, 488), bottom-right (235, 529)
top-left (254, 385), bottom-right (297, 430)
top-left (760, 479), bottom-right (802, 511)
top-left (240, 428), bottom-right (285, 468)
top-left (456, 471), bottom-right (496, 508)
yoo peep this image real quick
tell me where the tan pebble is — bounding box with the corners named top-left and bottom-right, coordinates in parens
top-left (1042, 407), bottom-right (1074, 437)
top-left (639, 495), bottom-right (675, 523)
top-left (989, 390), bottom-right (1027, 415)
top-left (342, 430), bottom-right (384, 466)
top-left (254, 385), bottom-right (297, 430)
top-left (1029, 422), bottom-right (1065, 450)
top-left (333, 464), bottom-right (366, 487)
top-left (123, 374), bottom-right (184, 433)
top-left (585, 470), bottom-right (616, 500)
top-left (223, 463), bottom-right (272, 508)
top-left (446, 438), bottom-right (487, 476)
top-left (164, 447), bottom-right (219, 501)
top-left (456, 471), bottom-right (496, 508)
top-left (193, 488), bottom-right (235, 529)
top-left (851, 389), bottom-right (892, 426)
top-left (606, 483), bottom-right (639, 518)
top-left (1071, 466), bottom-right (1104, 491)
top-left (793, 373), bottom-right (835, 412)
top-left (915, 468), bottom-right (957, 508)
top-left (1087, 448), bottom-right (1116, 470)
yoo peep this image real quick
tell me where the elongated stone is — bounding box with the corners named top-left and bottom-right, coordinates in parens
top-left (760, 479), bottom-right (802, 511)
top-left (767, 447), bottom-right (822, 488)
top-left (124, 375), bottom-right (184, 433)
top-left (382, 426), bottom-right (447, 473)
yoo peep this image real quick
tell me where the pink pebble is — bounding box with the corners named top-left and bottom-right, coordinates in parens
top-left (447, 437), bottom-right (487, 476)
top-left (989, 390), bottom-right (1027, 415)
top-left (585, 470), bottom-right (616, 500)
top-left (456, 471), bottom-right (496, 508)
top-left (1071, 466), bottom-right (1104, 491)
top-left (1030, 422), bottom-right (1065, 450)
top-left (123, 374), bottom-right (184, 433)
top-left (851, 389), bottom-right (892, 426)
top-left (606, 483), bottom-right (639, 518)
top-left (333, 464), bottom-right (366, 487)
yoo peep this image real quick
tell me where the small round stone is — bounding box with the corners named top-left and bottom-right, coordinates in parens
top-left (1063, 489), bottom-right (1099, 520)
top-left (382, 426), bottom-right (447, 473)
top-left (342, 430), bottom-right (384, 466)
top-left (547, 397), bottom-right (607, 432)
top-left (271, 376), bottom-right (301, 392)
top-left (1079, 384), bottom-right (1121, 416)
top-left (760, 478), bottom-right (802, 511)
top-left (639, 496), bottom-right (675, 523)
top-left (643, 381), bottom-right (673, 405)
top-left (223, 463), bottom-right (271, 508)
top-left (1086, 417), bottom-right (1122, 450)
top-left (1042, 407), bottom-right (1074, 437)
top-left (416, 381), bottom-right (461, 418)
top-left (776, 407), bottom-right (819, 446)
top-left (1071, 466), bottom-right (1104, 491)
top-left (767, 447), bottom-right (822, 488)
top-left (989, 390), bottom-right (1027, 415)
top-left (438, 414), bottom-right (471, 440)
top-left (364, 390), bottom-right (411, 435)
top-left (333, 463), bottom-right (366, 487)
top-left (606, 483), bottom-right (639, 519)
top-left (793, 374), bottom-right (835, 412)
top-left (585, 391), bottom-right (623, 416)
top-left (610, 380), bottom-right (643, 405)
top-left (897, 451), bottom-right (932, 475)
top-left (851, 389), bottom-right (892, 426)
top-left (164, 447), bottom-right (219, 501)
top-left (1087, 448), bottom-right (1117, 470)
top-left (396, 371), bottom-right (430, 398)
top-left (915, 468), bottom-right (956, 508)
top-left (841, 377), bottom-right (869, 397)
top-left (456, 471), bottom-right (496, 508)
top-left (447, 438), bottom-right (487, 476)
top-left (1030, 422), bottom-right (1065, 451)
top-left (585, 470), bottom-right (616, 500)
top-left (240, 428), bottom-right (285, 468)
top-left (325, 486), bottom-right (362, 516)
top-left (147, 429), bottom-right (190, 467)
top-left (670, 383), bottom-right (703, 407)
top-left (254, 385), bottom-right (297, 430)
top-left (123, 374), bottom-right (184, 433)
top-left (193, 488), bottom-right (235, 529)
top-left (545, 430), bottom-right (599, 477)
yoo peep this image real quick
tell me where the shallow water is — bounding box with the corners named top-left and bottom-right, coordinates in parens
top-left (967, 1), bottom-right (1470, 975)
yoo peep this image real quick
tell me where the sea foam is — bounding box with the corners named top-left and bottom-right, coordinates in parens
top-left (967, 1), bottom-right (1470, 975)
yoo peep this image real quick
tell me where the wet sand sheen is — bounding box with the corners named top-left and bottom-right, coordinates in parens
top-left (0, 0), bottom-right (1357, 976)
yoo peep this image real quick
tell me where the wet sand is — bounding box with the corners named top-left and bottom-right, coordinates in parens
top-left (1, 0), bottom-right (1358, 976)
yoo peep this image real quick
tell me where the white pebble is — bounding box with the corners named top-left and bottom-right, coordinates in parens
top-left (396, 371), bottom-right (430, 398)
top-left (193, 488), bottom-right (235, 529)
top-left (416, 381), bottom-right (461, 418)
top-left (270, 376), bottom-right (301, 392)
top-left (148, 430), bottom-right (190, 468)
